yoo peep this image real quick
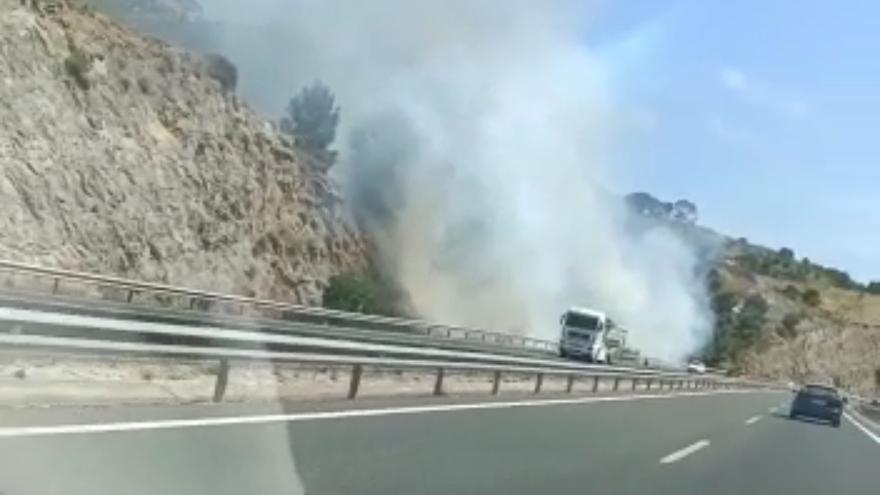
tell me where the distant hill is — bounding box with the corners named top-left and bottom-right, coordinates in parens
top-left (627, 192), bottom-right (880, 395)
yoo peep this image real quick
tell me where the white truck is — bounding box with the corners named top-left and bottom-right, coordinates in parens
top-left (558, 307), bottom-right (629, 364)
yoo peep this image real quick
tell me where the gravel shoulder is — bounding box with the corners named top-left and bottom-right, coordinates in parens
top-left (0, 349), bottom-right (640, 409)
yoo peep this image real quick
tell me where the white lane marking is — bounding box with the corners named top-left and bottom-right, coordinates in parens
top-left (768, 406), bottom-right (778, 414)
top-left (849, 406), bottom-right (880, 430)
top-left (745, 415), bottom-right (762, 425)
top-left (844, 411), bottom-right (880, 445)
top-left (0, 390), bottom-right (742, 439)
top-left (659, 439), bottom-right (711, 464)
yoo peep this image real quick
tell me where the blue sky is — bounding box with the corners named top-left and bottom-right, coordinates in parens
top-left (590, 0), bottom-right (880, 282)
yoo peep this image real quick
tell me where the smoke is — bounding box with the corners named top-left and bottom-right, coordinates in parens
top-left (191, 0), bottom-right (712, 361)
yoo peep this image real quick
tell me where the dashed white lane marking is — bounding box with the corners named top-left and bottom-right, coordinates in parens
top-left (844, 411), bottom-right (880, 445)
top-left (745, 415), bottom-right (762, 425)
top-left (0, 390), bottom-right (743, 439)
top-left (659, 439), bottom-right (711, 464)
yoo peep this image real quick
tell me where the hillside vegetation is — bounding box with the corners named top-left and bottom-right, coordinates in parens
top-left (629, 192), bottom-right (880, 395)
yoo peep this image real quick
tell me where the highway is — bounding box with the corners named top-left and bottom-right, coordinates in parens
top-left (0, 390), bottom-right (877, 494)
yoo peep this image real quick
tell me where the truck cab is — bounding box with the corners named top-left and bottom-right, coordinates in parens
top-left (559, 307), bottom-right (626, 364)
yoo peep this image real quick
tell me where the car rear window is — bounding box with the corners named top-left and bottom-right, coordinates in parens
top-left (803, 386), bottom-right (838, 398)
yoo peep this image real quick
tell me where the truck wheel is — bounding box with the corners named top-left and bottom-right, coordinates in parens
top-left (831, 417), bottom-right (841, 428)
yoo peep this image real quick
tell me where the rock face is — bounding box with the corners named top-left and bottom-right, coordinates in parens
top-left (0, 0), bottom-right (366, 304)
top-left (711, 261), bottom-right (880, 395)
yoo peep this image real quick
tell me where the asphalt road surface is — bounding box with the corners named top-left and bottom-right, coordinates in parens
top-left (0, 390), bottom-right (877, 495)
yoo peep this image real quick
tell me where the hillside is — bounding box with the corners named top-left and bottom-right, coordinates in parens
top-left (628, 192), bottom-right (880, 395)
top-left (711, 246), bottom-right (880, 394)
top-left (0, 0), bottom-right (366, 304)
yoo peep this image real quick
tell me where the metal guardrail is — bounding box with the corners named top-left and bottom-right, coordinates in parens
top-left (0, 258), bottom-right (758, 405)
top-left (0, 329), bottom-right (745, 403)
top-left (0, 259), bottom-right (559, 353)
top-left (0, 291), bottom-right (555, 362)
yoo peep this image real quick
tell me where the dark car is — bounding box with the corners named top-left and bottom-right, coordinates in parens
top-left (789, 384), bottom-right (843, 427)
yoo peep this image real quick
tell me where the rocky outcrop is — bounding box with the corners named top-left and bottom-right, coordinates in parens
top-left (711, 264), bottom-right (880, 395)
top-left (0, 0), bottom-right (366, 304)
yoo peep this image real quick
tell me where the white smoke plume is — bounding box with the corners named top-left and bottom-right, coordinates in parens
top-left (197, 0), bottom-right (713, 361)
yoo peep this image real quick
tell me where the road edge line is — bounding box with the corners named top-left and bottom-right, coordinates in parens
top-left (0, 390), bottom-right (758, 438)
top-left (843, 411), bottom-right (880, 445)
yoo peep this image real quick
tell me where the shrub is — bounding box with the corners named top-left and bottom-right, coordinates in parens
top-left (739, 294), bottom-right (769, 328)
top-left (778, 247), bottom-right (795, 261)
top-left (13, 368), bottom-right (26, 380)
top-left (802, 288), bottom-right (821, 307)
top-left (781, 284), bottom-right (800, 300)
top-left (64, 48), bottom-right (92, 90)
top-left (137, 76), bottom-right (151, 94)
top-left (322, 271), bottom-right (401, 316)
top-left (205, 53), bottom-right (237, 92)
top-left (823, 268), bottom-right (859, 290)
top-left (778, 312), bottom-right (802, 339)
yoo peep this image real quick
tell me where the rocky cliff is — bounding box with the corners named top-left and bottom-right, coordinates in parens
top-left (0, 0), bottom-right (366, 304)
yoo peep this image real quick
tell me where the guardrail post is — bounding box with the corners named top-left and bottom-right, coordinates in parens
top-left (646, 379), bottom-right (652, 390)
top-left (52, 278), bottom-right (60, 294)
top-left (592, 376), bottom-right (600, 393)
top-left (433, 368), bottom-right (445, 396)
top-left (632, 378), bottom-right (638, 390)
top-left (492, 371), bottom-right (502, 395)
top-left (212, 359), bottom-right (230, 403)
top-left (566, 375), bottom-right (575, 393)
top-left (613, 377), bottom-right (620, 392)
top-left (126, 289), bottom-right (135, 303)
top-left (348, 364), bottom-right (363, 399)
top-left (534, 373), bottom-right (544, 394)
